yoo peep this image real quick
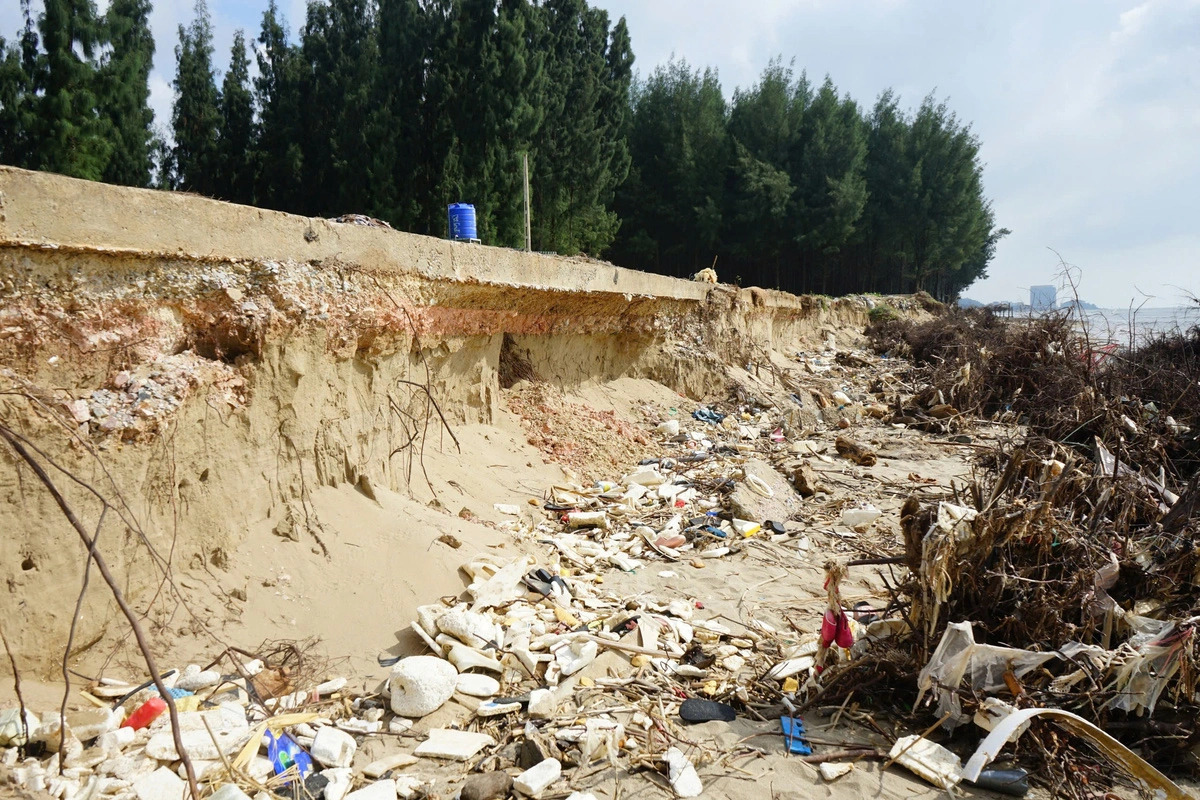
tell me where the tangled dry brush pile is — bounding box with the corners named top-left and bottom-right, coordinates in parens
top-left (838, 307), bottom-right (1200, 797)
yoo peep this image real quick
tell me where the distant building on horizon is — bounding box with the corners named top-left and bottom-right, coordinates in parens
top-left (1030, 285), bottom-right (1057, 311)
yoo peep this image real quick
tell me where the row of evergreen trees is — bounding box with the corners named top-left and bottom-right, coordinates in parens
top-left (0, 0), bottom-right (1006, 299)
top-left (0, 0), bottom-right (156, 186)
top-left (611, 60), bottom-right (1008, 297)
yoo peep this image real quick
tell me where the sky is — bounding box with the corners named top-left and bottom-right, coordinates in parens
top-left (3, 0), bottom-right (1197, 307)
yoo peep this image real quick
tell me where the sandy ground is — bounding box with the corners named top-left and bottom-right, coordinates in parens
top-left (1, 340), bottom-right (1050, 799)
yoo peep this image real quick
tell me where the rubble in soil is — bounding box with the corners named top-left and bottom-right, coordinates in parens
top-left (3, 321), bottom-right (1198, 800)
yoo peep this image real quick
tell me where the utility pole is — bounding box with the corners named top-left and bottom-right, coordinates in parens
top-left (523, 152), bottom-right (532, 252)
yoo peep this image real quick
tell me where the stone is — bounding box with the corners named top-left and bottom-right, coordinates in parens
top-left (476, 700), bottom-right (521, 717)
top-left (362, 752), bottom-right (418, 778)
top-left (344, 780), bottom-right (397, 800)
top-left (727, 459), bottom-right (802, 524)
top-left (145, 727), bottom-right (247, 761)
top-left (321, 768), bottom-right (353, 800)
top-left (413, 728), bottom-right (495, 761)
top-left (132, 766), bottom-right (187, 800)
top-left (819, 762), bottom-right (853, 781)
top-left (527, 688), bottom-right (556, 719)
top-left (513, 757), bottom-right (561, 797)
top-left (518, 738), bottom-right (547, 769)
top-left (663, 748), bottom-right (702, 798)
top-left (389, 656), bottom-right (459, 717)
top-left (209, 785), bottom-right (252, 800)
top-left (788, 461), bottom-right (820, 496)
top-left (460, 771), bottom-right (513, 800)
top-left (311, 727), bottom-right (357, 768)
top-left (456, 673), bottom-right (500, 697)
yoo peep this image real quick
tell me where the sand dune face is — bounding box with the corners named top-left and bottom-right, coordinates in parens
top-left (0, 166), bottom-right (918, 680)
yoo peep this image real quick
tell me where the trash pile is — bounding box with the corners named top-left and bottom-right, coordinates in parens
top-left (841, 307), bottom-right (1200, 798)
top-left (4, 322), bottom-right (1197, 800)
top-left (0, 337), bottom-right (893, 800)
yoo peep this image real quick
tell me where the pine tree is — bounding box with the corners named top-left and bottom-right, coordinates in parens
top-left (611, 59), bottom-right (727, 276)
top-left (171, 0), bottom-right (220, 194)
top-left (0, 34), bottom-right (33, 167)
top-left (254, 1), bottom-right (304, 210)
top-left (34, 0), bottom-right (111, 179)
top-left (97, 0), bottom-right (154, 186)
top-left (532, 1), bottom-right (629, 255)
top-left (372, 0), bottom-right (426, 228)
top-left (787, 76), bottom-right (867, 293)
top-left (299, 0), bottom-right (378, 215)
top-left (217, 30), bottom-right (254, 204)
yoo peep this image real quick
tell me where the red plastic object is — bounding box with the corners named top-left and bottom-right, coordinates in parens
top-left (820, 609), bottom-right (855, 649)
top-left (121, 696), bottom-right (167, 730)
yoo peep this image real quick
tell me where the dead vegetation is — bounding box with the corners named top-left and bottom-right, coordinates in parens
top-left (836, 307), bottom-right (1200, 796)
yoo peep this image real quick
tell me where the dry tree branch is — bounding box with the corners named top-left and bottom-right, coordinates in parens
top-left (0, 425), bottom-right (201, 800)
top-left (0, 622), bottom-right (29, 760)
top-left (59, 505), bottom-right (105, 768)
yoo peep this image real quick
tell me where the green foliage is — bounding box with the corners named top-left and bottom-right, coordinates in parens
top-left (171, 0), bottom-right (220, 193)
top-left (216, 30), bottom-right (254, 204)
top-left (868, 303), bottom-right (900, 323)
top-left (612, 60), bottom-right (1007, 300)
top-left (252, 1), bottom-right (304, 210)
top-left (97, 0), bottom-right (154, 186)
top-left (610, 58), bottom-right (729, 276)
top-left (0, 0), bottom-right (1005, 300)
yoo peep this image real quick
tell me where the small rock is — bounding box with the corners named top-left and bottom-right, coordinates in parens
top-left (344, 780), bottom-right (397, 800)
top-left (518, 738), bottom-right (546, 769)
top-left (311, 727), bottom-right (356, 768)
top-left (362, 752), bottom-right (418, 778)
top-left (132, 766), bottom-right (185, 800)
top-left (414, 728), bottom-right (495, 761)
top-left (389, 656), bottom-right (459, 717)
top-left (457, 673), bottom-right (500, 697)
top-left (514, 757), bottom-right (561, 797)
top-left (460, 771), bottom-right (513, 800)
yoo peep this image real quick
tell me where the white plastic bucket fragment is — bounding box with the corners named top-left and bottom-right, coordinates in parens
top-left (916, 622), bottom-right (1058, 726)
top-left (887, 735), bottom-right (963, 789)
top-left (963, 707), bottom-right (1190, 799)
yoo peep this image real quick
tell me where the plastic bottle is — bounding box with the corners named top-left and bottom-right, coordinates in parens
top-left (120, 696), bottom-right (166, 730)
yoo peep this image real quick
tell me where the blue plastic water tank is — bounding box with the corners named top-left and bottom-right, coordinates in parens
top-left (447, 203), bottom-right (477, 240)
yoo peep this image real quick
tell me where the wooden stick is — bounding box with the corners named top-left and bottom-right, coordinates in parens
top-left (0, 427), bottom-right (201, 800)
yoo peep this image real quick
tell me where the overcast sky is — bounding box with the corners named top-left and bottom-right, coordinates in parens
top-left (4, 0), bottom-right (1197, 307)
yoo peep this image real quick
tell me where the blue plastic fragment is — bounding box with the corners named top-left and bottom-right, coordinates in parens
top-left (780, 716), bottom-right (812, 755)
top-left (264, 729), bottom-right (314, 782)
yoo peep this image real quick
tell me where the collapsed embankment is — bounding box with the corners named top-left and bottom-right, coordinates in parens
top-left (0, 166), bottom-right (907, 678)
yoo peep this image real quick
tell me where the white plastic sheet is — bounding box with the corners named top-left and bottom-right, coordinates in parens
top-left (916, 622), bottom-right (1058, 726)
